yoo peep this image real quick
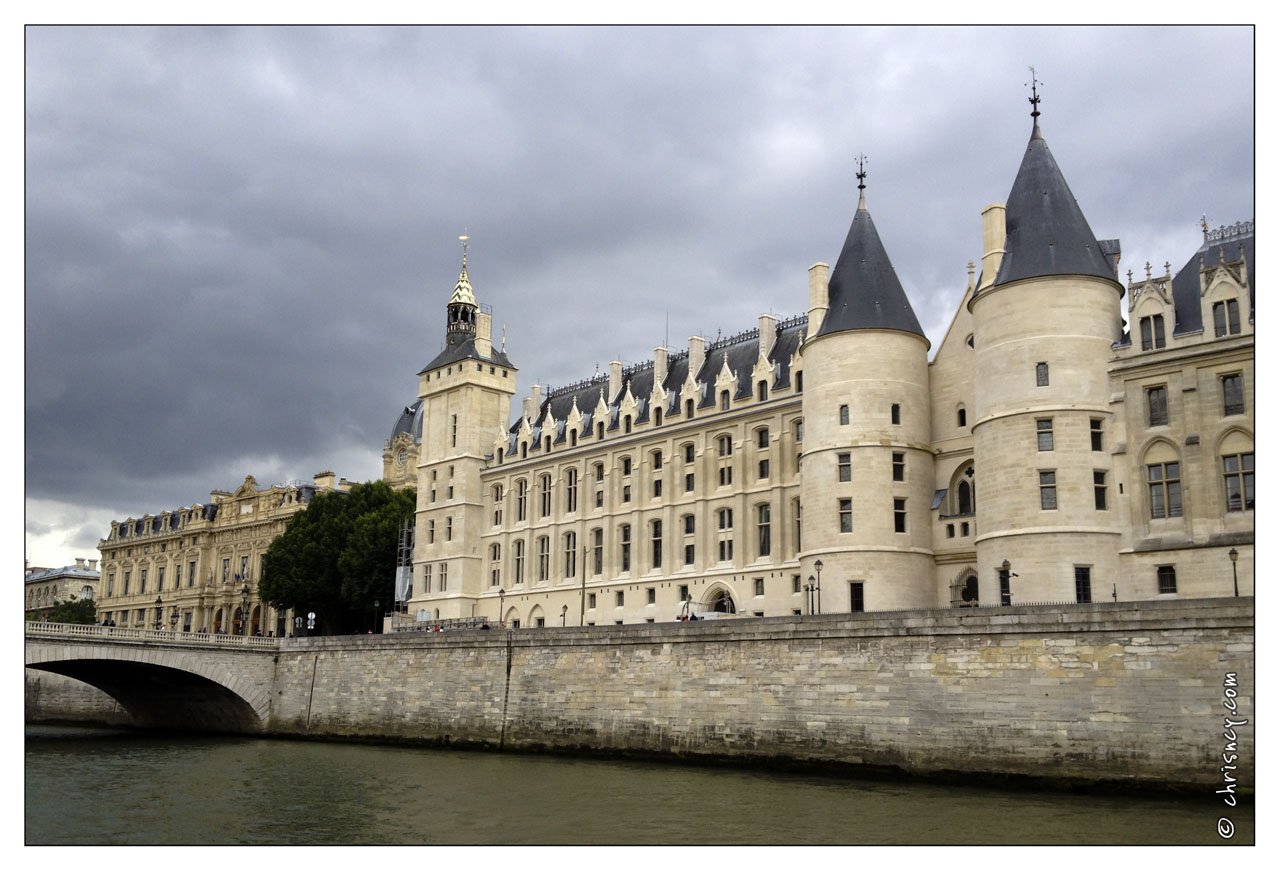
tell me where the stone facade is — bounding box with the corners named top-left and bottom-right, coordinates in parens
top-left (95, 472), bottom-right (351, 636)
top-left (399, 106), bottom-right (1253, 627)
top-left (25, 559), bottom-right (99, 619)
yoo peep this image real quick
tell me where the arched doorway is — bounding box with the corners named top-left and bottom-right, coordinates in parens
top-left (213, 608), bottom-right (224, 634)
top-left (250, 605), bottom-right (262, 636)
top-left (950, 568), bottom-right (979, 607)
top-left (233, 607), bottom-right (245, 636)
top-left (703, 587), bottom-right (736, 614)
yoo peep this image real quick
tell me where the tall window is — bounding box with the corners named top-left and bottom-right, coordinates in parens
top-left (537, 536), bottom-right (549, 581)
top-left (1035, 362), bottom-right (1049, 386)
top-left (683, 515), bottom-right (695, 566)
top-left (514, 540), bottom-right (525, 584)
top-left (758, 381), bottom-right (768, 401)
top-left (451, 414), bottom-right (457, 447)
top-left (1074, 567), bottom-right (1092, 604)
top-left (684, 443), bottom-right (695, 463)
top-left (651, 520), bottom-right (662, 569)
top-left (1036, 418), bottom-right (1054, 451)
top-left (720, 391), bottom-right (730, 411)
top-left (839, 498), bottom-right (853, 533)
top-left (757, 504), bottom-right (771, 557)
top-left (1091, 419), bottom-right (1104, 452)
top-left (566, 469), bottom-right (578, 513)
top-left (757, 428), bottom-right (769, 449)
top-left (1223, 452), bottom-right (1254, 511)
top-left (622, 457), bottom-right (632, 476)
top-left (717, 509), bottom-right (734, 561)
top-left (849, 582), bottom-right (865, 613)
top-left (439, 563), bottom-right (447, 591)
top-left (564, 533), bottom-right (576, 578)
top-left (595, 463), bottom-right (604, 481)
top-left (592, 528), bottom-right (603, 575)
top-left (517, 479), bottom-right (527, 521)
top-left (490, 544), bottom-right (501, 586)
top-left (1213, 299), bottom-right (1241, 337)
top-left (493, 485), bottom-right (504, 525)
top-left (1157, 565), bottom-right (1177, 595)
top-left (445, 518), bottom-right (452, 541)
top-left (890, 403), bottom-right (901, 425)
top-left (686, 399), bottom-right (694, 419)
top-left (718, 435), bottom-right (733, 486)
top-left (893, 498), bottom-right (907, 533)
top-left (892, 452), bottom-right (905, 482)
top-left (140, 569), bottom-right (147, 594)
top-left (838, 452), bottom-right (851, 482)
top-left (157, 566), bottom-right (165, 590)
top-left (1147, 386), bottom-right (1168, 427)
top-left (424, 563), bottom-right (432, 593)
top-left (1148, 462), bottom-right (1182, 518)
top-left (540, 476), bottom-right (552, 517)
top-left (188, 561), bottom-right (196, 587)
top-left (428, 520), bottom-right (435, 543)
top-left (839, 404), bottom-right (850, 425)
top-left (620, 524), bottom-right (631, 572)
top-left (1222, 374), bottom-right (1244, 416)
top-left (1094, 471), bottom-right (1108, 510)
top-left (1039, 471), bottom-right (1057, 510)
top-left (1139, 314), bottom-right (1166, 350)
top-left (758, 459), bottom-right (769, 480)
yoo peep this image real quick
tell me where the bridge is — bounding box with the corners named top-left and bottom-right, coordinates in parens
top-left (25, 622), bottom-right (280, 733)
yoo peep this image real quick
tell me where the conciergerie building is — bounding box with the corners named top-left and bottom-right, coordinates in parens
top-left (387, 97), bottom-right (1250, 627)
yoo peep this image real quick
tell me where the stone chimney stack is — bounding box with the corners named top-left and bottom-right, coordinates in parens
top-left (653, 346), bottom-right (669, 387)
top-left (979, 203), bottom-right (1006, 291)
top-left (609, 361), bottom-right (622, 402)
top-left (758, 313), bottom-right (777, 359)
top-left (88, 559), bottom-right (98, 572)
top-left (475, 309), bottom-right (493, 358)
top-left (75, 557), bottom-right (85, 570)
top-left (807, 263), bottom-right (829, 339)
top-left (314, 470), bottom-right (336, 490)
top-left (688, 336), bottom-right (706, 378)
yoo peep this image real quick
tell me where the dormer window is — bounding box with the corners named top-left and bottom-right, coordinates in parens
top-left (1214, 299), bottom-right (1241, 337)
top-left (1139, 314), bottom-right (1166, 350)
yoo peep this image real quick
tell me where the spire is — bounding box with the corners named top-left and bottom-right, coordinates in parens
top-left (817, 161), bottom-right (926, 340)
top-left (992, 86), bottom-right (1116, 289)
top-left (449, 234), bottom-right (476, 307)
top-left (445, 233), bottom-right (478, 346)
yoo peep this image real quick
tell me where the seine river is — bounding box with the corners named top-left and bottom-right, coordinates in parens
top-left (26, 725), bottom-right (1251, 846)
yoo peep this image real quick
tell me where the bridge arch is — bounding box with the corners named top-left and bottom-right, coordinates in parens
top-left (26, 639), bottom-right (272, 734)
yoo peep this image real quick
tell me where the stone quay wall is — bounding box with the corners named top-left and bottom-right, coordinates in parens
top-left (26, 671), bottom-right (133, 726)
top-left (267, 598), bottom-right (1254, 789)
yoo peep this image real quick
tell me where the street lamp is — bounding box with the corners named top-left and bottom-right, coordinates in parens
top-left (561, 604), bottom-right (568, 627)
top-left (240, 583), bottom-right (250, 635)
top-left (1000, 560), bottom-right (1013, 607)
top-left (814, 559), bottom-right (823, 615)
top-left (805, 575), bottom-right (816, 615)
top-left (169, 605), bottom-right (180, 633)
top-left (1229, 548), bottom-right (1240, 597)
top-left (498, 587), bottom-right (506, 626)
top-left (154, 596), bottom-right (164, 630)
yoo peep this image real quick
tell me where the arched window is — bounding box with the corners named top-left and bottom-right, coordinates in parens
top-left (654, 407), bottom-right (663, 426)
top-left (624, 415), bottom-right (632, 434)
top-left (597, 422), bottom-right (605, 440)
top-left (720, 390), bottom-right (730, 411)
top-left (545, 436), bottom-right (552, 452)
top-left (570, 429), bottom-right (577, 446)
top-left (686, 399), bottom-right (694, 419)
top-left (795, 371), bottom-right (803, 392)
top-left (957, 406), bottom-right (967, 428)
top-left (757, 380), bottom-right (767, 401)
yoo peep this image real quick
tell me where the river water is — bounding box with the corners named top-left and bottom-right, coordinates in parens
top-left (25, 725), bottom-right (1251, 846)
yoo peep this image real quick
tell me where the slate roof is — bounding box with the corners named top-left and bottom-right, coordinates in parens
top-left (390, 399), bottom-right (424, 445)
top-left (1171, 226), bottom-right (1255, 336)
top-left (818, 194), bottom-right (925, 339)
top-left (994, 120), bottom-right (1117, 288)
top-left (420, 337), bottom-right (516, 374)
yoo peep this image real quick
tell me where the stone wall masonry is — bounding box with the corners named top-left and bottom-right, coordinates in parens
top-left (26, 671), bottom-right (132, 726)
top-left (267, 598), bottom-right (1253, 789)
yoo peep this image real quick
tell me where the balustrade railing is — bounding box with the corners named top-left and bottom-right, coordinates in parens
top-left (25, 621), bottom-right (279, 648)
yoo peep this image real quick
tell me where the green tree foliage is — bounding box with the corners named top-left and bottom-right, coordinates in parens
top-left (39, 597), bottom-right (99, 624)
top-left (259, 481), bottom-right (414, 632)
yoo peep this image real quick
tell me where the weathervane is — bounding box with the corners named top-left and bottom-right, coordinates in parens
top-left (856, 153), bottom-right (868, 190)
top-left (1026, 66), bottom-right (1042, 119)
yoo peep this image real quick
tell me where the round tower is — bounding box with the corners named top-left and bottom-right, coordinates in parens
top-left (968, 96), bottom-right (1123, 606)
top-left (800, 166), bottom-right (934, 612)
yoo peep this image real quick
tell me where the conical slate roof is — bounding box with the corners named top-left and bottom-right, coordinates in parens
top-left (994, 120), bottom-right (1116, 287)
top-left (817, 190), bottom-right (924, 338)
top-left (449, 263), bottom-right (476, 306)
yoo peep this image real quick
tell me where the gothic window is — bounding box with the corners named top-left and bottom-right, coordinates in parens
top-left (758, 381), bottom-right (767, 401)
top-left (839, 404), bottom-right (849, 425)
top-left (1214, 299), bottom-right (1241, 337)
top-left (514, 540), bottom-right (525, 584)
top-left (838, 453), bottom-right (851, 482)
top-left (1222, 374), bottom-right (1244, 416)
top-left (651, 520), bottom-right (662, 570)
top-left (1147, 462), bottom-right (1182, 518)
top-left (564, 533), bottom-right (576, 578)
top-left (566, 469), bottom-right (578, 513)
top-left (1139, 314), bottom-right (1166, 350)
top-left (1036, 362), bottom-right (1049, 386)
top-left (592, 528), bottom-right (603, 575)
top-left (620, 524), bottom-right (631, 572)
top-left (540, 475), bottom-right (551, 517)
top-left (537, 536), bottom-right (549, 581)
top-left (1223, 452), bottom-right (1254, 511)
top-left (1146, 386), bottom-right (1168, 427)
top-left (686, 399), bottom-right (694, 419)
top-left (757, 504), bottom-right (771, 557)
top-left (493, 485), bottom-right (504, 525)
top-left (891, 403), bottom-right (901, 425)
top-left (516, 479), bottom-right (527, 521)
top-left (957, 407), bottom-right (966, 428)
top-left (490, 544), bottom-right (501, 587)
top-left (720, 391), bottom-right (730, 411)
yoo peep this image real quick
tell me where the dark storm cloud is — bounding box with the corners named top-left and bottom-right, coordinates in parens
top-left (25, 25), bottom-right (1252, 557)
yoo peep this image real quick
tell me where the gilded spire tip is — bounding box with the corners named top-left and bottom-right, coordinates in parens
top-left (855, 153), bottom-right (867, 210)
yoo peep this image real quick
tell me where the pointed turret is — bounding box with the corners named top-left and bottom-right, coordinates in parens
top-left (446, 236), bottom-right (479, 346)
top-left (993, 98), bottom-right (1116, 288)
top-left (817, 162), bottom-right (925, 339)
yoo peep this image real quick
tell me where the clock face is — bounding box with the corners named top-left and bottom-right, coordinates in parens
top-left (397, 448), bottom-right (408, 466)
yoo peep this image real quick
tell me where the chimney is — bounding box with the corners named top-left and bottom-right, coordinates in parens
top-left (314, 470), bottom-right (336, 490)
top-left (758, 313), bottom-right (777, 359)
top-left (807, 263), bottom-right (829, 339)
top-left (688, 336), bottom-right (706, 378)
top-left (653, 346), bottom-right (668, 388)
top-left (608, 361), bottom-right (622, 402)
top-left (979, 203), bottom-right (1006, 291)
top-left (475, 310), bottom-right (493, 358)
top-left (75, 557), bottom-right (85, 570)
top-left (88, 559), bottom-right (98, 572)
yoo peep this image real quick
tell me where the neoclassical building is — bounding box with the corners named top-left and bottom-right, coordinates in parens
top-left (398, 102), bottom-right (1254, 627)
top-left (95, 472), bottom-right (352, 634)
top-left (25, 559), bottom-right (100, 619)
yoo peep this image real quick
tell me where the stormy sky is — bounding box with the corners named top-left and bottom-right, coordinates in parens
top-left (24, 25), bottom-right (1254, 566)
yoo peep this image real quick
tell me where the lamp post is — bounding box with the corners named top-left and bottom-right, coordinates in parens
top-left (169, 605), bottom-right (180, 633)
top-left (1000, 560), bottom-right (1012, 607)
top-left (805, 575), bottom-right (815, 615)
top-left (154, 596), bottom-right (164, 630)
top-left (814, 559), bottom-right (823, 615)
top-left (561, 604), bottom-right (568, 627)
top-left (1229, 548), bottom-right (1240, 597)
top-left (498, 587), bottom-right (506, 627)
top-left (580, 545), bottom-right (588, 626)
top-left (240, 583), bottom-right (249, 635)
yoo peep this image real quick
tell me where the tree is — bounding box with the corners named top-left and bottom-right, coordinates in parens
top-left (259, 481), bottom-right (414, 633)
top-left (41, 597), bottom-right (98, 624)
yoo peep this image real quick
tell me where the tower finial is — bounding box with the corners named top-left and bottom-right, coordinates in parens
top-left (1200, 213), bottom-right (1209, 242)
top-left (459, 230), bottom-right (470, 268)
top-left (855, 153), bottom-right (867, 210)
top-left (1026, 66), bottom-right (1042, 121)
